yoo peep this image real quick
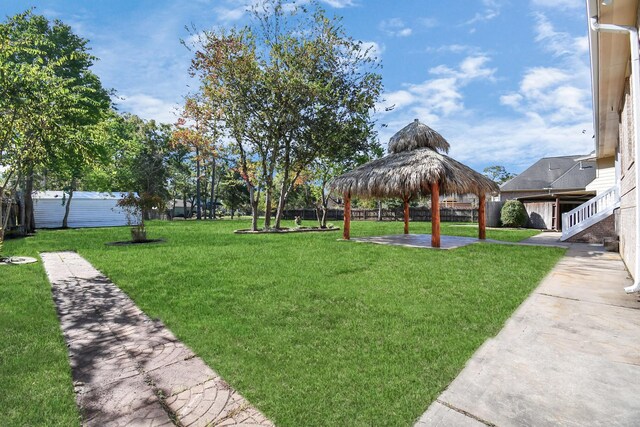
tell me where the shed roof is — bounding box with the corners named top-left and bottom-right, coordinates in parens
top-left (500, 156), bottom-right (596, 192)
top-left (33, 191), bottom-right (129, 200)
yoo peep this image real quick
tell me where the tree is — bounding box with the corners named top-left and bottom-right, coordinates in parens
top-left (189, 0), bottom-right (382, 231)
top-left (219, 170), bottom-right (250, 218)
top-left (0, 10), bottom-right (110, 248)
top-left (172, 95), bottom-right (222, 220)
top-left (483, 165), bottom-right (516, 184)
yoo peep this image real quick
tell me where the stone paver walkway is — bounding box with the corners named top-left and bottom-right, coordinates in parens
top-left (41, 251), bottom-right (273, 427)
top-left (415, 240), bottom-right (640, 426)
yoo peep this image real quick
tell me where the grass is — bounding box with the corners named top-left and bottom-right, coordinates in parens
top-left (2, 220), bottom-right (561, 426)
top-left (0, 255), bottom-right (81, 426)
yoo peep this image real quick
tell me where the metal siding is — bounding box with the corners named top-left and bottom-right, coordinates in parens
top-left (34, 198), bottom-right (67, 228)
top-left (67, 199), bottom-right (131, 227)
top-left (33, 193), bottom-right (135, 228)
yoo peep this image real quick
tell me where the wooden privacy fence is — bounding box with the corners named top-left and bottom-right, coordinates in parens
top-left (282, 207), bottom-right (479, 223)
top-left (1, 198), bottom-right (20, 235)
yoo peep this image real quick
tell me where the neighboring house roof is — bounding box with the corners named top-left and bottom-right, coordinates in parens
top-left (501, 155), bottom-right (596, 192)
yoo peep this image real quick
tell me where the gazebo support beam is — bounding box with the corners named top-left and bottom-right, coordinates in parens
top-left (431, 183), bottom-right (440, 248)
top-left (343, 192), bottom-right (351, 240)
top-left (403, 195), bottom-right (410, 234)
top-left (478, 193), bottom-right (486, 240)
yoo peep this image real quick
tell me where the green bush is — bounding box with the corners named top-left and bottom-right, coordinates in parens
top-left (500, 200), bottom-right (528, 227)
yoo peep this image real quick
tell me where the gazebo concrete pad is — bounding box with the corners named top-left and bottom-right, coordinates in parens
top-left (349, 234), bottom-right (481, 250)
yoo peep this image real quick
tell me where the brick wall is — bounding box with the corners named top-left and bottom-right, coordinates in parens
top-left (619, 77), bottom-right (637, 277)
top-left (566, 212), bottom-right (616, 244)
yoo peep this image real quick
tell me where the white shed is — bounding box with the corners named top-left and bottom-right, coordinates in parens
top-left (33, 191), bottom-right (137, 228)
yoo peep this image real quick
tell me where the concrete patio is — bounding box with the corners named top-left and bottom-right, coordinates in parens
top-left (415, 240), bottom-right (640, 426)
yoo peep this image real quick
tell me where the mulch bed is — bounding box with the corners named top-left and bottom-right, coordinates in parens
top-left (105, 239), bottom-right (166, 246)
top-left (234, 226), bottom-right (340, 234)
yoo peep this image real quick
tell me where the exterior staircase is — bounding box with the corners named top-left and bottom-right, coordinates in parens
top-left (561, 186), bottom-right (620, 241)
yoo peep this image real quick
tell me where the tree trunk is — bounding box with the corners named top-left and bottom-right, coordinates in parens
top-left (377, 200), bottom-right (382, 221)
top-left (196, 146), bottom-right (202, 220)
top-left (18, 189), bottom-right (26, 236)
top-left (62, 189), bottom-right (74, 229)
top-left (249, 186), bottom-right (259, 231)
top-left (343, 192), bottom-right (351, 240)
top-left (183, 192), bottom-right (188, 220)
top-left (210, 157), bottom-right (216, 220)
top-left (263, 186), bottom-right (272, 229)
top-left (171, 192), bottom-right (177, 220)
top-left (274, 180), bottom-right (288, 229)
top-left (201, 175), bottom-right (209, 220)
top-left (25, 171), bottom-right (35, 233)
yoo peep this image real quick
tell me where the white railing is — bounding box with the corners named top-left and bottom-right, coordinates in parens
top-left (561, 185), bottom-right (620, 241)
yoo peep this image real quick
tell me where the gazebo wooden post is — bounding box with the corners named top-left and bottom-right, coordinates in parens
top-left (430, 183), bottom-right (440, 248)
top-left (343, 192), bottom-right (351, 240)
top-left (478, 193), bottom-right (486, 240)
top-left (403, 195), bottom-right (410, 234)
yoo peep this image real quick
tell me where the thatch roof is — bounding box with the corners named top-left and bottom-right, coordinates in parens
top-left (330, 148), bottom-right (499, 198)
top-left (388, 119), bottom-right (450, 154)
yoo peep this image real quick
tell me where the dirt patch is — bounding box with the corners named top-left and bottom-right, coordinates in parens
top-left (234, 227), bottom-right (340, 234)
top-left (105, 239), bottom-right (166, 246)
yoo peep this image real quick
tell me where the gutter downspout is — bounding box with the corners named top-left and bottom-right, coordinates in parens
top-left (589, 13), bottom-right (640, 293)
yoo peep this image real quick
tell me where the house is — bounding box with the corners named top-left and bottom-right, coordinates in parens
top-left (569, 0), bottom-right (640, 293)
top-left (33, 191), bottom-right (134, 228)
top-left (167, 200), bottom-right (193, 218)
top-left (440, 193), bottom-right (478, 209)
top-left (500, 155), bottom-right (596, 230)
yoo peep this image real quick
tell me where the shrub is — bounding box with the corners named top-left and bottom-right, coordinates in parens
top-left (500, 200), bottom-right (528, 227)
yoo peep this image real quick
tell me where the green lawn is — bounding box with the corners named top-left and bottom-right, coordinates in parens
top-left (1, 220), bottom-right (561, 426)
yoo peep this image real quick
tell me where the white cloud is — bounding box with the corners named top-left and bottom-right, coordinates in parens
top-left (117, 94), bottom-right (181, 125)
top-left (533, 13), bottom-right (588, 58)
top-left (429, 55), bottom-right (496, 82)
top-left (463, 0), bottom-right (502, 25)
top-left (426, 44), bottom-right (478, 54)
top-left (500, 93), bottom-right (523, 108)
top-left (374, 11), bottom-right (593, 172)
top-left (417, 17), bottom-right (438, 28)
top-left (500, 15), bottom-right (592, 128)
top-left (520, 67), bottom-right (570, 93)
top-left (377, 54), bottom-right (496, 124)
top-left (359, 41), bottom-right (385, 60)
top-left (379, 18), bottom-right (413, 37)
top-left (214, 5), bottom-right (248, 23)
top-left (531, 0), bottom-right (582, 10)
top-left (320, 0), bottom-right (356, 8)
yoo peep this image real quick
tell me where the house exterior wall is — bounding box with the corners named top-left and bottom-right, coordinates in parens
top-left (618, 75), bottom-right (637, 277)
top-left (586, 156), bottom-right (616, 194)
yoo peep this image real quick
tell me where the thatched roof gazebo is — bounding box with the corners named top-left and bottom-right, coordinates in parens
top-left (331, 119), bottom-right (499, 247)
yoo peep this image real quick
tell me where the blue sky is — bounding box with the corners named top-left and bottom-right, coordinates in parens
top-left (3, 0), bottom-right (593, 174)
